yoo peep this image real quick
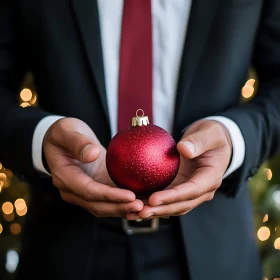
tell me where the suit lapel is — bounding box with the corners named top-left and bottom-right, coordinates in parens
top-left (70, 0), bottom-right (110, 125)
top-left (174, 0), bottom-right (220, 125)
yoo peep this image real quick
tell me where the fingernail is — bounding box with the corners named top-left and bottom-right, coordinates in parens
top-left (182, 141), bottom-right (195, 154)
top-left (81, 144), bottom-right (93, 159)
top-left (144, 213), bottom-right (153, 219)
top-left (127, 214), bottom-right (139, 221)
top-left (127, 215), bottom-right (139, 221)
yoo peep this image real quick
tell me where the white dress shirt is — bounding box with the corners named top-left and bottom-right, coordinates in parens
top-left (32, 0), bottom-right (245, 178)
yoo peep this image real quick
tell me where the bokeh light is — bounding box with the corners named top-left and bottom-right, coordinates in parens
top-left (10, 223), bottom-right (21, 235)
top-left (5, 250), bottom-right (19, 273)
top-left (20, 88), bottom-right (32, 101)
top-left (20, 102), bottom-right (31, 108)
top-left (273, 191), bottom-right (280, 210)
top-left (264, 168), bottom-right (273, 180)
top-left (257, 227), bottom-right (270, 241)
top-left (242, 85), bottom-right (254, 99)
top-left (0, 173), bottom-right (7, 181)
top-left (2, 202), bottom-right (14, 215)
top-left (263, 214), bottom-right (268, 222)
top-left (4, 213), bottom-right (15, 222)
top-left (0, 224), bottom-right (3, 234)
top-left (274, 238), bottom-right (280, 250)
top-left (30, 94), bottom-right (37, 104)
top-left (14, 199), bottom-right (26, 211)
top-left (16, 206), bottom-right (27, 217)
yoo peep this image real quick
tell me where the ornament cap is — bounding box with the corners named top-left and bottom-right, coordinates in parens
top-left (132, 109), bottom-right (150, 127)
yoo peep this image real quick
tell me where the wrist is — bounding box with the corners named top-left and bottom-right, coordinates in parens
top-left (213, 121), bottom-right (233, 155)
top-left (203, 116), bottom-right (245, 179)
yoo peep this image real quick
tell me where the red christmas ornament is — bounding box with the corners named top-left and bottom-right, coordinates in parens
top-left (106, 110), bottom-right (180, 197)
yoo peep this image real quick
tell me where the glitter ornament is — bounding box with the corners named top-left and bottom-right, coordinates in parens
top-left (106, 110), bottom-right (180, 197)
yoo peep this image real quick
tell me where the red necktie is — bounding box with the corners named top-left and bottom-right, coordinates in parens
top-left (118, 0), bottom-right (153, 131)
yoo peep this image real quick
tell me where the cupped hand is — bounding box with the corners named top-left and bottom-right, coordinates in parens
top-left (44, 118), bottom-right (144, 218)
top-left (126, 120), bottom-right (232, 220)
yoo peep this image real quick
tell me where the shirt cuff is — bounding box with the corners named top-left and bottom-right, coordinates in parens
top-left (204, 116), bottom-right (245, 179)
top-left (32, 116), bottom-right (64, 176)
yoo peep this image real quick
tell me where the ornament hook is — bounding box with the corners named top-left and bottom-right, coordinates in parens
top-left (136, 109), bottom-right (145, 118)
top-left (132, 109), bottom-right (149, 126)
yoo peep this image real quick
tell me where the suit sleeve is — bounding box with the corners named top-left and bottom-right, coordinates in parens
top-left (0, 2), bottom-right (50, 178)
top-left (220, 0), bottom-right (280, 196)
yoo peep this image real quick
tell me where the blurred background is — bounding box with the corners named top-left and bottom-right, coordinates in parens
top-left (0, 72), bottom-right (280, 280)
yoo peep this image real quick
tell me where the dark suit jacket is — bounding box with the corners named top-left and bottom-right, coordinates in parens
top-left (1, 0), bottom-right (280, 279)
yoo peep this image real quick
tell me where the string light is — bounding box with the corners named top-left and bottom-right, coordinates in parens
top-left (2, 202), bottom-right (13, 215)
top-left (20, 88), bottom-right (32, 101)
top-left (14, 199), bottom-right (26, 211)
top-left (10, 223), bottom-right (21, 235)
top-left (257, 227), bottom-right (270, 241)
top-left (0, 224), bottom-right (3, 234)
top-left (264, 168), bottom-right (272, 180)
top-left (263, 214), bottom-right (268, 222)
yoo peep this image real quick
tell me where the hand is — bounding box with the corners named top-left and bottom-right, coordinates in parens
top-left (44, 118), bottom-right (144, 218)
top-left (126, 120), bottom-right (232, 220)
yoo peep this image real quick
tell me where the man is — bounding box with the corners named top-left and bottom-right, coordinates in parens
top-left (1, 0), bottom-right (280, 279)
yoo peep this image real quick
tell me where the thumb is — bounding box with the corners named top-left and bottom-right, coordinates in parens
top-left (62, 131), bottom-right (101, 163)
top-left (177, 123), bottom-right (226, 159)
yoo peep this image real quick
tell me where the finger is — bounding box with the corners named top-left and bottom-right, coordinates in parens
top-left (61, 192), bottom-right (144, 218)
top-left (125, 213), bottom-right (170, 221)
top-left (53, 164), bottom-right (136, 203)
top-left (177, 121), bottom-right (228, 159)
top-left (49, 126), bottom-right (101, 163)
top-left (126, 212), bottom-right (140, 220)
top-left (138, 192), bottom-right (214, 219)
top-left (92, 200), bottom-right (143, 217)
top-left (63, 131), bottom-right (101, 163)
top-left (148, 167), bottom-right (220, 206)
top-left (143, 214), bottom-right (184, 220)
